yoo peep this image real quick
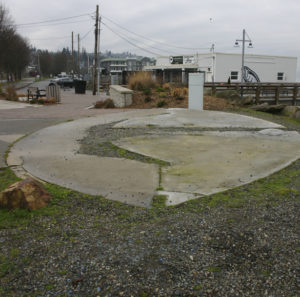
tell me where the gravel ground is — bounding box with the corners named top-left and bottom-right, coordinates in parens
top-left (1, 111), bottom-right (300, 297)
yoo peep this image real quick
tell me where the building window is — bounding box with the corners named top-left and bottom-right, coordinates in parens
top-left (277, 72), bottom-right (284, 80)
top-left (230, 71), bottom-right (238, 80)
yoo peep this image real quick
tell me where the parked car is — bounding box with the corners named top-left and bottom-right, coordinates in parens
top-left (50, 76), bottom-right (74, 88)
top-left (57, 77), bottom-right (74, 88)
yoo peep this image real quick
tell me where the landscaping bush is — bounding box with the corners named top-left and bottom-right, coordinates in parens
top-left (157, 100), bottom-right (166, 108)
top-left (171, 88), bottom-right (188, 100)
top-left (0, 86), bottom-right (5, 98)
top-left (128, 72), bottom-right (156, 91)
top-left (159, 92), bottom-right (167, 98)
top-left (144, 96), bottom-right (152, 103)
top-left (143, 88), bottom-right (151, 96)
top-left (162, 83), bottom-right (171, 91)
top-left (216, 90), bottom-right (241, 100)
top-left (156, 87), bottom-right (164, 92)
top-left (94, 99), bottom-right (115, 109)
top-left (5, 86), bottom-right (18, 101)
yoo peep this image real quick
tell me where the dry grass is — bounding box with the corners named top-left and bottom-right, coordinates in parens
top-left (5, 86), bottom-right (18, 101)
top-left (171, 88), bottom-right (188, 99)
top-left (94, 99), bottom-right (115, 109)
top-left (128, 72), bottom-right (157, 91)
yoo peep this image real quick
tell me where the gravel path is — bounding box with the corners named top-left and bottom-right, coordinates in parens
top-left (0, 111), bottom-right (299, 297)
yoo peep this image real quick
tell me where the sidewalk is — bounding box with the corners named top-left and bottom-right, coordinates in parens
top-left (1, 77), bottom-right (35, 90)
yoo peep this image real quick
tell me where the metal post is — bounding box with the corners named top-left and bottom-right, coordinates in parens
top-left (241, 29), bottom-right (245, 85)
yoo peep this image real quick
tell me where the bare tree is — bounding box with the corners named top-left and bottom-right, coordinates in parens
top-left (0, 4), bottom-right (30, 81)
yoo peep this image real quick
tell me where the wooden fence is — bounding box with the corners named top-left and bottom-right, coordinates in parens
top-left (204, 83), bottom-right (300, 106)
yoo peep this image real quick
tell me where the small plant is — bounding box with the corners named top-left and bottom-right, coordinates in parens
top-left (94, 99), bottom-right (115, 109)
top-left (162, 83), bottom-right (171, 91)
top-left (5, 86), bottom-right (18, 101)
top-left (156, 100), bottom-right (166, 108)
top-left (144, 96), bottom-right (152, 103)
top-left (207, 266), bottom-right (221, 273)
top-left (159, 92), bottom-right (167, 98)
top-left (143, 88), bottom-right (151, 96)
top-left (156, 87), bottom-right (164, 92)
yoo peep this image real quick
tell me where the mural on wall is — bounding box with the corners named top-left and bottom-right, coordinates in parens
top-left (243, 66), bottom-right (260, 82)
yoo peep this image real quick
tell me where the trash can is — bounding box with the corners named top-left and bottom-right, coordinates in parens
top-left (74, 80), bottom-right (87, 94)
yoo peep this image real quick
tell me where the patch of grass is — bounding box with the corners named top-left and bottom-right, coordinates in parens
top-left (207, 266), bottom-right (221, 273)
top-left (45, 283), bottom-right (55, 291)
top-left (156, 87), bottom-right (164, 92)
top-left (0, 254), bottom-right (16, 277)
top-left (57, 269), bottom-right (68, 276)
top-left (193, 284), bottom-right (203, 290)
top-left (156, 186), bottom-right (164, 191)
top-left (151, 195), bottom-right (167, 209)
top-left (98, 141), bottom-right (169, 166)
top-left (261, 270), bottom-right (271, 277)
top-left (0, 168), bottom-right (21, 191)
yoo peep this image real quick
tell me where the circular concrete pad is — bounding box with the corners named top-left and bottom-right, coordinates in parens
top-left (8, 109), bottom-right (300, 207)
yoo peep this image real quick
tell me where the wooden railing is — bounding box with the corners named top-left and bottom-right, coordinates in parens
top-left (204, 83), bottom-right (300, 105)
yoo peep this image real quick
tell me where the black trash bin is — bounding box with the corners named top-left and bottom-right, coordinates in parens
top-left (74, 80), bottom-right (87, 94)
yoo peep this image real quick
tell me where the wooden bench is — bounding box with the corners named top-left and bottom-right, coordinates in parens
top-left (27, 87), bottom-right (46, 101)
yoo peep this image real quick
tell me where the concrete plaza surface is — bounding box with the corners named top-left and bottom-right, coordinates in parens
top-left (8, 109), bottom-right (300, 207)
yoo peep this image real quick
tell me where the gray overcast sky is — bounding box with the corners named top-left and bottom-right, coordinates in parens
top-left (3, 0), bottom-right (300, 79)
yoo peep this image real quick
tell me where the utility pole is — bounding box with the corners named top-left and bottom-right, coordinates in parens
top-left (93, 4), bottom-right (99, 95)
top-left (78, 34), bottom-right (80, 77)
top-left (97, 16), bottom-right (101, 95)
top-left (71, 32), bottom-right (74, 78)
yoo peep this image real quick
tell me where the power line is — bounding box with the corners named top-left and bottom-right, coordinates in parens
top-left (81, 29), bottom-right (92, 41)
top-left (101, 15), bottom-right (211, 51)
top-left (17, 19), bottom-right (92, 29)
top-left (101, 21), bottom-right (162, 56)
top-left (101, 21), bottom-right (176, 55)
top-left (16, 13), bottom-right (94, 27)
top-left (28, 35), bottom-right (70, 41)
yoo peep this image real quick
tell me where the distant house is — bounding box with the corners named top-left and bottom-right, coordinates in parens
top-left (100, 57), bottom-right (155, 75)
top-left (144, 52), bottom-right (297, 84)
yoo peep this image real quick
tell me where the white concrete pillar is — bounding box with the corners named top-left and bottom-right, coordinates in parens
top-left (188, 73), bottom-right (204, 110)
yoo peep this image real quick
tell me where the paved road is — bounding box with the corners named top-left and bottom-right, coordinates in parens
top-left (0, 87), bottom-right (120, 168)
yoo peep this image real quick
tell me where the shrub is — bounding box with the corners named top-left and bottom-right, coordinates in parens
top-left (144, 96), bottom-right (152, 103)
top-left (5, 86), bottom-right (18, 101)
top-left (0, 86), bottom-right (5, 97)
top-left (157, 100), bottom-right (166, 108)
top-left (143, 88), bottom-right (151, 96)
top-left (156, 87), bottom-right (164, 92)
top-left (128, 72), bottom-right (156, 91)
top-left (159, 92), bottom-right (167, 98)
top-left (162, 83), bottom-right (171, 91)
top-left (171, 88), bottom-right (188, 100)
top-left (216, 90), bottom-right (240, 100)
top-left (94, 99), bottom-right (115, 109)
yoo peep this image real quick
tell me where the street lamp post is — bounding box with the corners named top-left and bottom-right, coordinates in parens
top-left (234, 29), bottom-right (253, 97)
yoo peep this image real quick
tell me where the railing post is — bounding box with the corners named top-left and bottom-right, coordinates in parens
top-left (255, 85), bottom-right (261, 105)
top-left (293, 86), bottom-right (298, 106)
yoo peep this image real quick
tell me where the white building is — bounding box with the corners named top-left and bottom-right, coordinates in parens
top-left (144, 52), bottom-right (297, 84)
